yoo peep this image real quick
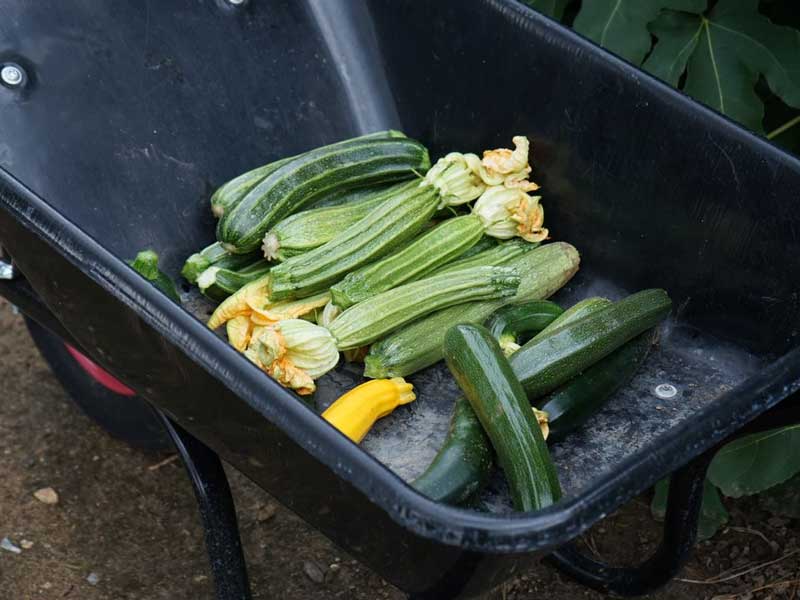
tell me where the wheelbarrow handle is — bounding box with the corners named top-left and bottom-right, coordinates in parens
top-left (545, 453), bottom-right (712, 597)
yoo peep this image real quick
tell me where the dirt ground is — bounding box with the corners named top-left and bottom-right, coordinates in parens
top-left (1, 299), bottom-right (798, 600)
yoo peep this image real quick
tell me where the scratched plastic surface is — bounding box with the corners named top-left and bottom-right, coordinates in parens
top-left (181, 273), bottom-right (761, 512)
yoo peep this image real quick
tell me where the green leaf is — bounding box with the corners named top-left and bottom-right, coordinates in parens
top-left (708, 425), bottom-right (800, 498)
top-left (573, 0), bottom-right (707, 65)
top-left (522, 0), bottom-right (572, 21)
top-left (647, 0), bottom-right (800, 132)
top-left (645, 12), bottom-right (704, 85)
top-left (758, 473), bottom-right (800, 519)
top-left (651, 478), bottom-right (729, 540)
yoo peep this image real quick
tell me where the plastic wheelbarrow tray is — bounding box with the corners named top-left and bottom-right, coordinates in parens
top-left (1, 1), bottom-right (800, 598)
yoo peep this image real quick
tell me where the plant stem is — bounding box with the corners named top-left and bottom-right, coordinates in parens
top-left (767, 115), bottom-right (800, 140)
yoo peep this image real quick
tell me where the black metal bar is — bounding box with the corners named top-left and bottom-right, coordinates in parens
top-left (545, 452), bottom-right (712, 597)
top-left (156, 411), bottom-right (253, 600)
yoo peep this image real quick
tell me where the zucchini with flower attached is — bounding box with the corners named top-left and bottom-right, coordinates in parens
top-left (269, 141), bottom-right (547, 302)
top-left (261, 183), bottom-right (407, 261)
top-left (197, 259), bottom-right (272, 303)
top-left (210, 130), bottom-right (407, 219)
top-left (181, 241), bottom-right (260, 284)
top-left (364, 242), bottom-right (580, 379)
top-left (322, 378), bottom-right (416, 443)
top-left (242, 264), bottom-right (521, 392)
top-left (218, 134), bottom-right (430, 254)
top-left (443, 324), bottom-right (561, 511)
top-left (485, 300), bottom-right (564, 355)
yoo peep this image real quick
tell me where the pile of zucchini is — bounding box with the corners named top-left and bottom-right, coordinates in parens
top-left (174, 130), bottom-right (672, 514)
top-left (182, 131), bottom-right (574, 394)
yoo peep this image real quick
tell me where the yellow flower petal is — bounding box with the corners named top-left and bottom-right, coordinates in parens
top-left (250, 292), bottom-right (331, 326)
top-left (207, 276), bottom-right (271, 330)
top-left (226, 316), bottom-right (254, 351)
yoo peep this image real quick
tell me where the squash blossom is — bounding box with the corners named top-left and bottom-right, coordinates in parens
top-left (424, 152), bottom-right (486, 207)
top-left (248, 319), bottom-right (339, 395)
top-left (480, 136), bottom-right (540, 192)
top-left (473, 186), bottom-right (548, 243)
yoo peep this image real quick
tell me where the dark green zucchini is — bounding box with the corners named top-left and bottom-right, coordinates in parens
top-left (485, 301), bottom-right (564, 354)
top-left (411, 290), bottom-right (670, 506)
top-left (210, 157), bottom-right (293, 219)
top-left (412, 397), bottom-right (493, 504)
top-left (443, 324), bottom-right (561, 511)
top-left (530, 297), bottom-right (611, 341)
top-left (211, 131), bottom-right (405, 218)
top-left (197, 260), bottom-right (272, 303)
top-left (181, 241), bottom-right (260, 284)
top-left (218, 135), bottom-right (430, 254)
top-left (128, 250), bottom-right (180, 303)
top-left (541, 330), bottom-right (655, 441)
top-left (511, 289), bottom-right (671, 401)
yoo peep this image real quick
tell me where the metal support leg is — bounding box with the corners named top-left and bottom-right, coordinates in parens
top-left (157, 411), bottom-right (253, 600)
top-left (545, 453), bottom-right (712, 597)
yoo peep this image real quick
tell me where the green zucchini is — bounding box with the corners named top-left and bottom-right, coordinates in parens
top-left (412, 292), bottom-right (668, 505)
top-left (210, 157), bottom-right (293, 219)
top-left (328, 266), bottom-right (521, 350)
top-left (541, 330), bottom-right (655, 441)
top-left (485, 301), bottom-right (564, 355)
top-left (412, 397), bottom-right (492, 504)
top-left (128, 250), bottom-right (180, 303)
top-left (443, 324), bottom-right (561, 511)
top-left (530, 297), bottom-right (611, 341)
top-left (268, 181), bottom-right (438, 301)
top-left (262, 183), bottom-right (405, 261)
top-left (363, 242), bottom-right (580, 379)
top-left (217, 136), bottom-right (430, 254)
top-left (181, 242), bottom-right (260, 284)
top-left (211, 131), bottom-right (405, 218)
top-left (197, 260), bottom-right (272, 303)
top-left (510, 289), bottom-right (672, 401)
top-left (329, 215), bottom-right (485, 309)
top-left (432, 238), bottom-right (536, 276)
top-left (454, 236), bottom-right (498, 261)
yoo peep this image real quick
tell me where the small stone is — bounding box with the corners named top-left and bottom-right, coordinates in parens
top-left (42, 583), bottom-right (52, 590)
top-left (256, 503), bottom-right (277, 523)
top-left (20, 539), bottom-right (34, 549)
top-left (86, 572), bottom-right (100, 586)
top-left (33, 487), bottom-right (59, 505)
top-left (193, 575), bottom-right (208, 583)
top-left (1, 537), bottom-right (21, 554)
top-left (303, 560), bottom-right (326, 584)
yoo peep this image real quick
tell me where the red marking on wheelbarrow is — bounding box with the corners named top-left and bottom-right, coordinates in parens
top-left (64, 344), bottom-right (136, 397)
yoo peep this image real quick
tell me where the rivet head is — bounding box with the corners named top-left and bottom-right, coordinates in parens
top-left (654, 383), bottom-right (678, 399)
top-left (1, 64), bottom-right (24, 87)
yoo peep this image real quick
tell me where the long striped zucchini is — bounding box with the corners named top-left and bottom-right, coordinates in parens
top-left (432, 239), bottom-right (536, 276)
top-left (217, 135), bottom-right (430, 254)
top-left (363, 242), bottom-right (580, 378)
top-left (328, 265), bottom-right (521, 349)
top-left (329, 215), bottom-right (485, 309)
top-left (211, 130), bottom-right (405, 219)
top-left (268, 181), bottom-right (438, 301)
top-left (262, 183), bottom-right (406, 261)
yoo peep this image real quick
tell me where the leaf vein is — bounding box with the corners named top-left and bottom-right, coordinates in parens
top-left (600, 0), bottom-right (623, 48)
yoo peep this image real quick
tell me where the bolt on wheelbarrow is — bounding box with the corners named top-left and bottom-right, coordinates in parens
top-left (2, 0), bottom-right (800, 598)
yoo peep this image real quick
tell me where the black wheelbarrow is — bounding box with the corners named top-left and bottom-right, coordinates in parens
top-left (1, 1), bottom-right (799, 598)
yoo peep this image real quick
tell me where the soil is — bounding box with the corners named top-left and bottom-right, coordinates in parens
top-left (1, 299), bottom-right (798, 599)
